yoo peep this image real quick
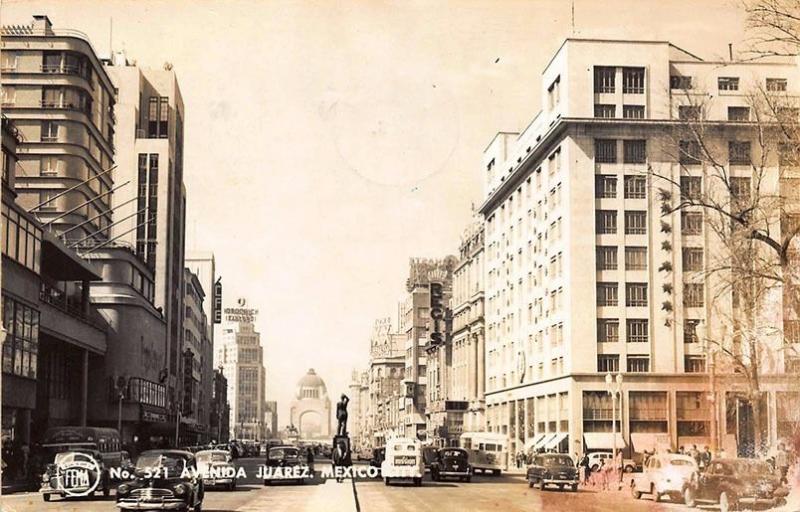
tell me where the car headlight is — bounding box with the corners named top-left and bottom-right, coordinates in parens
top-left (117, 484), bottom-right (130, 496)
top-left (173, 483), bottom-right (188, 496)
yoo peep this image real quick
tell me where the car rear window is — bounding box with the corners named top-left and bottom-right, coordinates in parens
top-left (544, 456), bottom-right (573, 466)
top-left (670, 459), bottom-right (694, 466)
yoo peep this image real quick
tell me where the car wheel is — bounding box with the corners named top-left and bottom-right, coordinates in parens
top-left (103, 486), bottom-right (110, 497)
top-left (719, 491), bottom-right (737, 512)
top-left (624, 465), bottom-right (634, 473)
top-left (43, 494), bottom-right (51, 502)
top-left (492, 469), bottom-right (500, 476)
top-left (465, 476), bottom-right (471, 483)
top-left (384, 477), bottom-right (390, 486)
top-left (414, 477), bottom-right (422, 487)
top-left (571, 484), bottom-right (578, 492)
top-left (683, 486), bottom-right (696, 507)
top-left (630, 481), bottom-right (641, 500)
top-left (538, 479), bottom-right (545, 491)
top-left (528, 478), bottom-right (534, 488)
top-left (263, 479), bottom-right (270, 486)
top-left (194, 503), bottom-right (202, 512)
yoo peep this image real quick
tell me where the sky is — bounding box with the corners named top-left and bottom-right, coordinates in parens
top-left (3, 0), bottom-right (751, 425)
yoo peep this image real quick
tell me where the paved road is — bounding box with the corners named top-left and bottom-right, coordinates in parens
top-left (2, 457), bottom-right (782, 512)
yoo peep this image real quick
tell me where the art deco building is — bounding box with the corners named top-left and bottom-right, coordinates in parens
top-left (367, 317), bottom-right (406, 446)
top-left (480, 38), bottom-right (800, 461)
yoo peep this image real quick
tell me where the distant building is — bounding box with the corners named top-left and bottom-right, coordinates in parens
top-left (181, 268), bottom-right (212, 444)
top-left (368, 318), bottom-right (405, 447)
top-left (289, 369), bottom-right (331, 440)
top-left (348, 370), bottom-right (369, 453)
top-left (210, 368), bottom-right (229, 443)
top-left (264, 401), bottom-right (278, 438)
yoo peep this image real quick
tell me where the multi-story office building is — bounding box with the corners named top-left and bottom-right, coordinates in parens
top-left (368, 317), bottom-right (405, 446)
top-left (348, 369), bottom-right (370, 453)
top-left (216, 300), bottom-right (267, 440)
top-left (104, 53), bottom-right (187, 415)
top-left (181, 268), bottom-right (211, 443)
top-left (1, 16), bottom-right (116, 241)
top-left (451, 217), bottom-right (486, 434)
top-left (480, 38), bottom-right (800, 461)
top-left (400, 257), bottom-right (457, 440)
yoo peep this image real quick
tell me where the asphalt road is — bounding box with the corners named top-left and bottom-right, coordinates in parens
top-left (2, 457), bottom-right (790, 512)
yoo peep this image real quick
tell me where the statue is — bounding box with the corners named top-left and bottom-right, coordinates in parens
top-left (336, 394), bottom-right (349, 437)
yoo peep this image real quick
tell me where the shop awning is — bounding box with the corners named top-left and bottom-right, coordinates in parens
top-left (545, 433), bottom-right (568, 450)
top-left (630, 433), bottom-right (671, 454)
top-left (583, 432), bottom-right (626, 450)
top-left (533, 433), bottom-right (553, 451)
top-left (526, 434), bottom-right (547, 451)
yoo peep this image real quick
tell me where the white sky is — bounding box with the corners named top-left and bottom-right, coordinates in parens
top-left (3, 0), bottom-right (749, 425)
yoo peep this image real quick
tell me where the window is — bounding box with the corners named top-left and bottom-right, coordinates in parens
top-left (624, 176), bottom-right (646, 198)
top-left (678, 105), bottom-right (702, 121)
top-left (595, 139), bottom-right (617, 163)
top-left (1, 86), bottom-right (15, 106)
top-left (767, 78), bottom-right (787, 92)
top-left (682, 247), bottom-right (704, 271)
top-left (548, 148), bottom-right (561, 175)
top-left (596, 210), bottom-right (617, 234)
top-left (684, 319), bottom-right (700, 343)
top-left (548, 76), bottom-right (561, 108)
top-left (718, 77), bottom-right (740, 91)
top-left (597, 246), bottom-right (618, 270)
top-left (624, 211), bottom-right (647, 234)
top-left (627, 356), bottom-right (650, 372)
top-left (627, 319), bottom-right (648, 342)
top-left (594, 104), bottom-right (615, 118)
top-left (729, 141), bottom-right (751, 165)
top-left (595, 175), bottom-right (617, 198)
top-left (625, 247), bottom-right (647, 270)
top-left (626, 283), bottom-right (648, 307)
top-left (597, 355), bottom-right (620, 373)
top-left (623, 140), bottom-right (646, 164)
top-left (670, 75), bottom-right (693, 90)
top-left (1, 296), bottom-right (39, 379)
top-left (1, 205), bottom-right (42, 274)
top-left (728, 106), bottom-right (750, 121)
top-left (623, 105), bottom-right (645, 119)
top-left (148, 96), bottom-right (170, 138)
top-left (40, 157), bottom-right (62, 176)
top-left (685, 356), bottom-right (706, 373)
top-left (594, 66), bottom-right (615, 93)
top-left (597, 319), bottom-right (620, 343)
top-left (597, 282), bottom-right (618, 306)
top-left (680, 176), bottom-right (702, 200)
top-left (623, 67), bottom-right (645, 94)
top-left (0, 52), bottom-right (18, 72)
top-left (679, 140), bottom-right (702, 164)
top-left (681, 212), bottom-right (702, 235)
top-left (41, 121), bottom-right (59, 142)
top-left (683, 283), bottom-right (705, 307)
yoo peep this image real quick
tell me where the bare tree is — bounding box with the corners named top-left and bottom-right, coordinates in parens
top-left (745, 0), bottom-right (800, 58)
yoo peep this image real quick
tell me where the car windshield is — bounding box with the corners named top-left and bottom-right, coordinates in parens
top-left (269, 448), bottom-right (299, 460)
top-left (544, 456), bottom-right (573, 466)
top-left (54, 452), bottom-right (95, 465)
top-left (196, 452), bottom-right (227, 463)
top-left (441, 450), bottom-right (464, 458)
top-left (136, 453), bottom-right (188, 472)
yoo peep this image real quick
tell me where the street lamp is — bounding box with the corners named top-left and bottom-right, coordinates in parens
top-left (605, 371), bottom-right (623, 486)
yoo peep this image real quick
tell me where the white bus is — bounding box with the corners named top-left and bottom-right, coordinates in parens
top-left (459, 432), bottom-right (508, 475)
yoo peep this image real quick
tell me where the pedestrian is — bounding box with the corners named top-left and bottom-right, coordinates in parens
top-left (643, 449), bottom-right (652, 467)
top-left (306, 447), bottom-right (315, 472)
top-left (775, 443), bottom-right (790, 485)
top-left (689, 444), bottom-right (700, 465)
top-left (580, 453), bottom-right (590, 486)
top-left (601, 458), bottom-right (611, 491)
top-left (678, 445), bottom-right (685, 455)
top-left (20, 443), bottom-right (29, 479)
top-left (701, 445), bottom-right (712, 470)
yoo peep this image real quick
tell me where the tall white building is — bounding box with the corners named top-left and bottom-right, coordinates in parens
top-left (480, 38), bottom-right (800, 462)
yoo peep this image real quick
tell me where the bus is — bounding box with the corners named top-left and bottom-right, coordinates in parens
top-left (39, 426), bottom-right (126, 471)
top-left (459, 432), bottom-right (508, 475)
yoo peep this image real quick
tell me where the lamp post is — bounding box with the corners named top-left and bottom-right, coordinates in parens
top-left (605, 371), bottom-right (623, 487)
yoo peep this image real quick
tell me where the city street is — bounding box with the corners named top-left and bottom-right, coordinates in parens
top-left (0, 458), bottom-right (721, 512)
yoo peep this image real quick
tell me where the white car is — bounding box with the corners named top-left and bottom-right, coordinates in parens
top-left (587, 451), bottom-right (638, 472)
top-left (196, 449), bottom-right (237, 490)
top-left (381, 438), bottom-right (424, 486)
top-left (630, 453), bottom-right (698, 503)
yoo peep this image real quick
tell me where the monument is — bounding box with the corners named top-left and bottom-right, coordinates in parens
top-left (332, 393), bottom-right (352, 480)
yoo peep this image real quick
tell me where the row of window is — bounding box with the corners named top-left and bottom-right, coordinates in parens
top-left (597, 282), bottom-right (705, 307)
top-left (597, 318), bottom-right (648, 342)
top-left (596, 210), bottom-right (647, 234)
top-left (670, 75), bottom-right (787, 93)
top-left (596, 246), bottom-right (647, 270)
top-left (1, 295), bottom-right (40, 379)
top-left (597, 354), bottom-right (706, 373)
top-left (127, 377), bottom-right (167, 408)
top-left (594, 104), bottom-right (645, 119)
top-left (1, 203), bottom-right (42, 274)
top-left (595, 175), bottom-right (647, 199)
top-left (679, 140), bottom-right (752, 165)
top-left (595, 139), bottom-right (646, 164)
top-left (594, 67), bottom-right (645, 94)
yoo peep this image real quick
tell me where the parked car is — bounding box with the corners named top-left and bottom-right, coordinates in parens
top-left (381, 437), bottom-right (424, 486)
top-left (40, 449), bottom-right (111, 502)
top-left (630, 453), bottom-right (697, 503)
top-left (422, 446), bottom-right (439, 472)
top-left (526, 453), bottom-right (578, 491)
top-left (430, 448), bottom-right (472, 482)
top-left (587, 451), bottom-right (637, 473)
top-left (116, 450), bottom-right (204, 512)
top-left (683, 458), bottom-right (789, 512)
top-left (262, 445), bottom-right (311, 485)
top-left (196, 449), bottom-right (237, 491)
top-left (370, 446), bottom-right (386, 477)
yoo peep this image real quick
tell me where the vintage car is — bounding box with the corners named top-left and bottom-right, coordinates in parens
top-left (40, 449), bottom-right (111, 501)
top-left (430, 448), bottom-right (472, 482)
top-left (116, 450), bottom-right (204, 512)
top-left (683, 458), bottom-right (789, 512)
top-left (422, 445), bottom-right (439, 472)
top-left (262, 445), bottom-right (311, 485)
top-left (587, 451), bottom-right (639, 473)
top-left (630, 453), bottom-right (697, 503)
top-left (526, 453), bottom-right (578, 491)
top-left (381, 437), bottom-right (424, 486)
top-left (370, 446), bottom-right (386, 476)
top-left (195, 450), bottom-right (237, 491)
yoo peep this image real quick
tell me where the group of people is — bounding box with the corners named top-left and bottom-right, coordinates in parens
top-left (575, 450), bottom-right (623, 490)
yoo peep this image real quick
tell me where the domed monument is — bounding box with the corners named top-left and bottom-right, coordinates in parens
top-left (289, 369), bottom-right (332, 439)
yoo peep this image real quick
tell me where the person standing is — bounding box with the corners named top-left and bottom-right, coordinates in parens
top-left (775, 443), bottom-right (790, 485)
top-left (700, 446), bottom-right (712, 470)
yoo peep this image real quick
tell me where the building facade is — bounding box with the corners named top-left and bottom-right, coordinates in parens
top-left (264, 400), bottom-right (278, 439)
top-left (367, 317), bottom-right (406, 447)
top-left (348, 369), bottom-right (369, 454)
top-left (289, 369), bottom-right (331, 440)
top-left (180, 268), bottom-right (211, 444)
top-left (450, 217), bottom-right (486, 434)
top-left (210, 368), bottom-right (229, 443)
top-left (480, 38), bottom-right (800, 462)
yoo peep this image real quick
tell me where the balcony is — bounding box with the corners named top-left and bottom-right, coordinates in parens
top-left (40, 282), bottom-right (103, 329)
top-left (40, 64), bottom-right (89, 80)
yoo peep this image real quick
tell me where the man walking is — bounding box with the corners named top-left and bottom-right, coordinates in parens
top-left (775, 443), bottom-right (790, 485)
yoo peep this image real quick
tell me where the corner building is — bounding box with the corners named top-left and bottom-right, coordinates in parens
top-left (481, 39), bottom-right (800, 462)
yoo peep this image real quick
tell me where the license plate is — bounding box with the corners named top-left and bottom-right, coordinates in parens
top-left (394, 456), bottom-right (415, 466)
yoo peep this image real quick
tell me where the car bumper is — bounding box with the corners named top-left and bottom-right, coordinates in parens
top-left (439, 471), bottom-right (470, 477)
top-left (543, 478), bottom-right (579, 486)
top-left (117, 499), bottom-right (189, 510)
top-left (202, 478), bottom-right (234, 485)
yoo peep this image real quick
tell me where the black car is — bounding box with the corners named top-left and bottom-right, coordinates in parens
top-left (116, 450), bottom-right (204, 512)
top-left (526, 453), bottom-right (578, 491)
top-left (40, 449), bottom-right (111, 502)
top-left (369, 446), bottom-right (386, 476)
top-left (430, 448), bottom-right (472, 482)
top-left (262, 445), bottom-right (311, 485)
top-left (684, 458), bottom-right (789, 512)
